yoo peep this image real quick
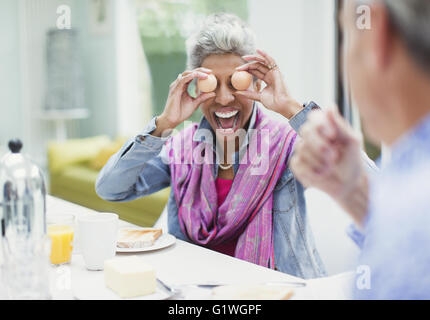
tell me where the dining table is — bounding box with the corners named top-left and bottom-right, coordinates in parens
top-left (5, 195), bottom-right (356, 300)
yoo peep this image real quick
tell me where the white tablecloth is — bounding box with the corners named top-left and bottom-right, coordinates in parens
top-left (1, 196), bottom-right (355, 300)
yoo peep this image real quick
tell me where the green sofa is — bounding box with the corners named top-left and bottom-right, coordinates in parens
top-left (48, 135), bottom-right (170, 227)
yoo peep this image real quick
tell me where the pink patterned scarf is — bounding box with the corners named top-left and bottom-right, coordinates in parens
top-left (166, 107), bottom-right (297, 268)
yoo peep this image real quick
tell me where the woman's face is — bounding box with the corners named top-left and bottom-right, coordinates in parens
top-left (199, 53), bottom-right (260, 140)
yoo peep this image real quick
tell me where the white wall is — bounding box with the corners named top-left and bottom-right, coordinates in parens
top-left (0, 0), bottom-right (153, 166)
top-left (248, 0), bottom-right (336, 107)
top-left (73, 0), bottom-right (118, 139)
top-left (305, 189), bottom-right (360, 275)
top-left (1, 0), bottom-right (92, 165)
top-left (0, 0), bottom-right (78, 164)
top-left (20, 0), bottom-right (80, 165)
top-left (0, 0), bottom-right (22, 148)
top-left (115, 0), bottom-right (152, 137)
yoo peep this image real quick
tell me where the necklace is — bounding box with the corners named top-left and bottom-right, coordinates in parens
top-left (218, 163), bottom-right (233, 170)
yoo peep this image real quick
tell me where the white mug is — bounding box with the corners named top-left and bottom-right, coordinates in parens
top-left (77, 212), bottom-right (118, 270)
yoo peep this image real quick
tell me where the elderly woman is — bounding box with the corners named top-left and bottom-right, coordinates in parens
top-left (96, 13), bottom-right (326, 279)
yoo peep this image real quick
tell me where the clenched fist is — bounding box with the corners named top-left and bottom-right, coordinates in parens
top-left (290, 108), bottom-right (369, 226)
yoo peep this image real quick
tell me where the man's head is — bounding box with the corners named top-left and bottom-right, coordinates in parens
top-left (342, 0), bottom-right (430, 145)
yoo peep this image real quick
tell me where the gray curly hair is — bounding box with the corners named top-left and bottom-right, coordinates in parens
top-left (384, 0), bottom-right (430, 72)
top-left (356, 0), bottom-right (430, 72)
top-left (186, 13), bottom-right (257, 70)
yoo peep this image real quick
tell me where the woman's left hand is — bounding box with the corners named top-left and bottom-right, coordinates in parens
top-left (234, 49), bottom-right (303, 119)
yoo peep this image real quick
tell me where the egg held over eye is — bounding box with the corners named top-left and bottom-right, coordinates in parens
top-left (231, 71), bottom-right (253, 91)
top-left (197, 74), bottom-right (217, 93)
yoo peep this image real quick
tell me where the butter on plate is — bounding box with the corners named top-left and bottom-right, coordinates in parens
top-left (104, 256), bottom-right (156, 298)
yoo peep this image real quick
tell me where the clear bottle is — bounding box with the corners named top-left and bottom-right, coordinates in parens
top-left (0, 139), bottom-right (51, 299)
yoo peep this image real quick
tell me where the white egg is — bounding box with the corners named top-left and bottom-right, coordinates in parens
top-left (231, 71), bottom-right (252, 91)
top-left (197, 74), bottom-right (217, 93)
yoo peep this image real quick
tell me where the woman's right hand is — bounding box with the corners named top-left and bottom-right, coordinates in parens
top-left (153, 68), bottom-right (216, 137)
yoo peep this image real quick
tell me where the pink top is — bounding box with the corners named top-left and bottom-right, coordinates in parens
top-left (212, 177), bottom-right (238, 257)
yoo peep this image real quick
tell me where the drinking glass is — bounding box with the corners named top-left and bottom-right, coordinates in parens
top-left (47, 214), bottom-right (75, 265)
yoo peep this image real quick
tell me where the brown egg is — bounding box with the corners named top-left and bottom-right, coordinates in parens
top-left (197, 74), bottom-right (217, 93)
top-left (231, 71), bottom-right (252, 91)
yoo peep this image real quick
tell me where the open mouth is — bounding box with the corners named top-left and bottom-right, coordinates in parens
top-left (213, 109), bottom-right (240, 135)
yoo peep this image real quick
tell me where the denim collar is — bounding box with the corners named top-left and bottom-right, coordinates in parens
top-left (192, 102), bottom-right (258, 148)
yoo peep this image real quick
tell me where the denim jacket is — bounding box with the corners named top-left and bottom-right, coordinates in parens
top-left (96, 103), bottom-right (327, 279)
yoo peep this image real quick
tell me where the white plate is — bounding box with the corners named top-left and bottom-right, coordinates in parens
top-left (116, 228), bottom-right (176, 253)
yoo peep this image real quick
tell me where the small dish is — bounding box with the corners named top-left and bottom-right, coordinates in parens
top-left (116, 229), bottom-right (176, 253)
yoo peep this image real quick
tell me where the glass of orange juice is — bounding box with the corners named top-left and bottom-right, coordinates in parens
top-left (47, 214), bottom-right (75, 265)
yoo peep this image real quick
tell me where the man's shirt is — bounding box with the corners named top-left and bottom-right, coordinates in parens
top-left (355, 113), bottom-right (430, 299)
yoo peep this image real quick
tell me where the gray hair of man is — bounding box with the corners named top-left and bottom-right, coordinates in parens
top-left (355, 0), bottom-right (430, 73)
top-left (186, 13), bottom-right (257, 71)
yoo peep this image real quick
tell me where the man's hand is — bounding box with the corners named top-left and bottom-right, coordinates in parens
top-left (290, 108), bottom-right (369, 227)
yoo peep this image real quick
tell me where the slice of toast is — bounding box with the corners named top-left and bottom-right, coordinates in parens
top-left (117, 228), bottom-right (162, 248)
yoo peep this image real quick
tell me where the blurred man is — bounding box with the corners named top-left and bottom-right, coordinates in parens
top-left (290, 0), bottom-right (430, 299)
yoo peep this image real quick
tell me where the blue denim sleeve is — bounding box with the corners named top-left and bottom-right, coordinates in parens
top-left (95, 117), bottom-right (171, 202)
top-left (289, 102), bottom-right (318, 133)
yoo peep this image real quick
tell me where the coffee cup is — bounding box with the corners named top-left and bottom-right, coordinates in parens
top-left (77, 212), bottom-right (118, 270)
